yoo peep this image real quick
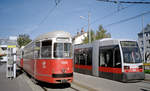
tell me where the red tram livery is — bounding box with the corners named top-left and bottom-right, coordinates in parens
top-left (17, 31), bottom-right (73, 83)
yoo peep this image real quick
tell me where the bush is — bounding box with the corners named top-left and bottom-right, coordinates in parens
top-left (144, 70), bottom-right (150, 74)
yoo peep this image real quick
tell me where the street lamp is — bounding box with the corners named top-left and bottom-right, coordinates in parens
top-left (80, 12), bottom-right (91, 43)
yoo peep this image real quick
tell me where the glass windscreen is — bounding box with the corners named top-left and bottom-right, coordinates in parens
top-left (54, 43), bottom-right (71, 58)
top-left (121, 41), bottom-right (142, 63)
top-left (41, 40), bottom-right (52, 58)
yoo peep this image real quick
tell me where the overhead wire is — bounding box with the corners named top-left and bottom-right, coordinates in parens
top-left (81, 0), bottom-right (149, 29)
top-left (104, 10), bottom-right (150, 28)
top-left (29, 0), bottom-right (62, 33)
top-left (81, 1), bottom-right (134, 29)
top-left (96, 0), bottom-right (150, 4)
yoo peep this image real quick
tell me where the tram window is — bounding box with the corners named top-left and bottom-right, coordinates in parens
top-left (34, 42), bottom-right (40, 59)
top-left (114, 47), bottom-right (121, 68)
top-left (41, 40), bottom-right (52, 58)
top-left (74, 49), bottom-right (79, 64)
top-left (64, 43), bottom-right (71, 57)
top-left (79, 53), bottom-right (85, 65)
top-left (87, 48), bottom-right (92, 65)
top-left (54, 43), bottom-right (71, 58)
top-left (54, 43), bottom-right (63, 58)
top-left (74, 54), bottom-right (79, 64)
top-left (99, 49), bottom-right (113, 67)
top-left (74, 48), bottom-right (92, 65)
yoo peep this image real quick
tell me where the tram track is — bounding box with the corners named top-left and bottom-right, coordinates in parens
top-left (39, 81), bottom-right (98, 91)
top-left (40, 84), bottom-right (80, 91)
top-left (20, 69), bottom-right (81, 91)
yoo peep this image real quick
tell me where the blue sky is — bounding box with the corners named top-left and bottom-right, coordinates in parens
top-left (0, 0), bottom-right (150, 40)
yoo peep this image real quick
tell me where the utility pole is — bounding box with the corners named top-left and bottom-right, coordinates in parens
top-left (80, 12), bottom-right (91, 43)
top-left (142, 15), bottom-right (145, 63)
top-left (88, 11), bottom-right (91, 43)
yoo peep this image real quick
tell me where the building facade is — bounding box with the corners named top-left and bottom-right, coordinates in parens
top-left (73, 29), bottom-right (88, 45)
top-left (138, 24), bottom-right (150, 63)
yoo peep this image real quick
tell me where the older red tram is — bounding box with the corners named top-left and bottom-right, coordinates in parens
top-left (17, 31), bottom-right (73, 83)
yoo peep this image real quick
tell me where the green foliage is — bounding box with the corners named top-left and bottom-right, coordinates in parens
top-left (17, 34), bottom-right (32, 48)
top-left (144, 70), bottom-right (150, 74)
top-left (82, 25), bottom-right (111, 44)
top-left (96, 25), bottom-right (111, 40)
top-left (83, 29), bottom-right (95, 44)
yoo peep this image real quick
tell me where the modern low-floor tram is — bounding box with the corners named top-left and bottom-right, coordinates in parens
top-left (73, 38), bottom-right (145, 82)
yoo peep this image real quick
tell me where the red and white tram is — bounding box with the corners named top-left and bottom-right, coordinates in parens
top-left (17, 47), bottom-right (24, 68)
top-left (17, 31), bottom-right (73, 83)
top-left (73, 38), bottom-right (145, 82)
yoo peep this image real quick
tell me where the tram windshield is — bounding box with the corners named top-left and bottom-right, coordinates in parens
top-left (54, 43), bottom-right (71, 58)
top-left (121, 41), bottom-right (142, 63)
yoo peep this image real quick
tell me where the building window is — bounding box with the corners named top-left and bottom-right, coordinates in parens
top-left (141, 41), bottom-right (143, 45)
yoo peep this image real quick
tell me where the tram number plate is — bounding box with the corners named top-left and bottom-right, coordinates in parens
top-left (61, 61), bottom-right (68, 64)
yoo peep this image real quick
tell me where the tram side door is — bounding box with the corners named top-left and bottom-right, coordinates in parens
top-left (113, 46), bottom-right (122, 81)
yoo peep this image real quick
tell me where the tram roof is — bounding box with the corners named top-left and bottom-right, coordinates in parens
top-left (99, 38), bottom-right (136, 42)
top-left (74, 38), bottom-right (137, 48)
top-left (35, 31), bottom-right (72, 41)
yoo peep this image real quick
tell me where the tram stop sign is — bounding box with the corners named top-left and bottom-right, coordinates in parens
top-left (6, 45), bottom-right (17, 79)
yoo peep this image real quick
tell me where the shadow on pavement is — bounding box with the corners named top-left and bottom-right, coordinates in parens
top-left (16, 69), bottom-right (23, 78)
top-left (140, 88), bottom-right (149, 91)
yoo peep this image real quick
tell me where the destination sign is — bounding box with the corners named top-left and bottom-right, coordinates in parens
top-left (56, 37), bottom-right (70, 41)
top-left (120, 41), bottom-right (137, 47)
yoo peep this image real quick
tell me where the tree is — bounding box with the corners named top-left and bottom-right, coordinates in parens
top-left (83, 29), bottom-right (95, 44)
top-left (17, 34), bottom-right (32, 48)
top-left (82, 25), bottom-right (111, 44)
top-left (96, 25), bottom-right (111, 40)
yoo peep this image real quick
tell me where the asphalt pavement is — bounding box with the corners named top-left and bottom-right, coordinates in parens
top-left (73, 72), bottom-right (150, 91)
top-left (0, 63), bottom-right (33, 91)
top-left (0, 63), bottom-right (150, 91)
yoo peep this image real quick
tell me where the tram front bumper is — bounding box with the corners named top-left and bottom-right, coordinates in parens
top-left (123, 72), bottom-right (145, 81)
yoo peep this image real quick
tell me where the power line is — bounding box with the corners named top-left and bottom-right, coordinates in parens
top-left (91, 0), bottom-right (146, 26)
top-left (91, 5), bottom-right (132, 24)
top-left (81, 4), bottom-right (133, 29)
top-left (104, 10), bottom-right (150, 28)
top-left (29, 0), bottom-right (62, 33)
top-left (81, 0), bottom-right (147, 29)
top-left (97, 0), bottom-right (150, 4)
top-left (37, 0), bottom-right (62, 28)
